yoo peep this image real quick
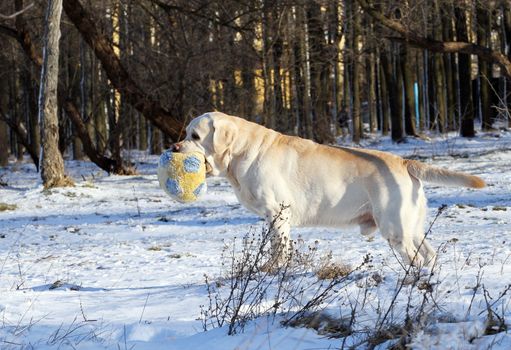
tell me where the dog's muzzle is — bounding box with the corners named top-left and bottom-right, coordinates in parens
top-left (205, 159), bottom-right (213, 175)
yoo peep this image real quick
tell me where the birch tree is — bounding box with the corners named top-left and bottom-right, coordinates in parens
top-left (39, 0), bottom-right (73, 188)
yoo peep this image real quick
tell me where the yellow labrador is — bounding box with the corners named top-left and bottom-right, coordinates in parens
top-left (174, 112), bottom-right (485, 267)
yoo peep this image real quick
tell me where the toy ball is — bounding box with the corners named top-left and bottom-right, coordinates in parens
top-left (157, 150), bottom-right (207, 203)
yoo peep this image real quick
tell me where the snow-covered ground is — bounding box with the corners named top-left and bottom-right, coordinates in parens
top-left (1, 131), bottom-right (510, 349)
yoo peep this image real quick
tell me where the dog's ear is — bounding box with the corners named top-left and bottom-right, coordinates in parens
top-left (212, 118), bottom-right (236, 155)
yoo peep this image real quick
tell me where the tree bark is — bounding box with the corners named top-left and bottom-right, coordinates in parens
top-left (261, 0), bottom-right (274, 129)
top-left (503, 1), bottom-right (511, 126)
top-left (401, 45), bottom-right (417, 136)
top-left (291, 8), bottom-right (305, 136)
top-left (378, 52), bottom-right (390, 136)
top-left (350, 1), bottom-right (361, 143)
top-left (21, 57), bottom-right (40, 160)
top-left (307, 1), bottom-right (334, 144)
top-left (476, 3), bottom-right (493, 130)
top-left (455, 6), bottom-right (475, 137)
top-left (0, 120), bottom-right (8, 167)
top-left (441, 5), bottom-right (456, 131)
top-left (367, 51), bottom-right (378, 133)
top-left (0, 80), bottom-right (9, 166)
top-left (432, 1), bottom-right (446, 133)
top-left (239, 9), bottom-right (257, 120)
top-left (67, 27), bottom-right (84, 160)
top-left (39, 0), bottom-right (73, 188)
top-left (381, 49), bottom-right (403, 141)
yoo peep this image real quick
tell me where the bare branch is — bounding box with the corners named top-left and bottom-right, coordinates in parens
top-left (0, 2), bottom-right (34, 20)
top-left (146, 0), bottom-right (259, 33)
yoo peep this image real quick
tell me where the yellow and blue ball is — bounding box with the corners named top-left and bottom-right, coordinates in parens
top-left (157, 150), bottom-right (207, 203)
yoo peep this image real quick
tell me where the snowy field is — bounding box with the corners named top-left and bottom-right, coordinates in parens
top-left (1, 131), bottom-right (511, 349)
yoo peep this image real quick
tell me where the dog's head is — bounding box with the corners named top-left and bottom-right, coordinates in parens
top-left (174, 112), bottom-right (237, 176)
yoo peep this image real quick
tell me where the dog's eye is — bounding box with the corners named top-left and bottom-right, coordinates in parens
top-left (192, 132), bottom-right (200, 141)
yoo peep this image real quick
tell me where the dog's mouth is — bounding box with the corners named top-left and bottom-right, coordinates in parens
top-left (205, 159), bottom-right (213, 175)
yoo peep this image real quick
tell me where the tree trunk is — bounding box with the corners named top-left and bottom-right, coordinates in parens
top-left (39, 0), bottom-right (73, 188)
top-left (0, 77), bottom-right (9, 166)
top-left (350, 1), bottom-right (361, 143)
top-left (261, 0), bottom-right (274, 129)
top-left (416, 50), bottom-right (426, 131)
top-left (272, 33), bottom-right (285, 131)
top-left (395, 45), bottom-right (405, 135)
top-left (378, 52), bottom-right (390, 136)
top-left (68, 27), bottom-right (84, 160)
top-left (476, 3), bottom-right (493, 131)
top-left (0, 119), bottom-right (8, 166)
top-left (455, 6), bottom-right (475, 137)
top-left (307, 1), bottom-right (334, 144)
top-left (381, 49), bottom-right (403, 142)
top-left (367, 51), bottom-right (378, 133)
top-left (503, 1), bottom-right (511, 126)
top-left (22, 58), bottom-right (40, 160)
top-left (261, 0), bottom-right (284, 131)
top-left (8, 74), bottom-right (24, 161)
top-left (329, 2), bottom-right (342, 136)
top-left (291, 7), bottom-right (305, 136)
top-left (150, 123), bottom-right (162, 154)
top-left (442, 5), bottom-right (457, 131)
top-left (421, 49), bottom-right (430, 131)
top-left (401, 45), bottom-right (418, 136)
top-left (239, 11), bottom-right (257, 120)
top-left (431, 0), bottom-right (446, 133)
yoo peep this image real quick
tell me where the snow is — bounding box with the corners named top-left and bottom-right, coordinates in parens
top-left (1, 131), bottom-right (510, 349)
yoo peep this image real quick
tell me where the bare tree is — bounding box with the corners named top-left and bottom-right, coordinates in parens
top-left (455, 4), bottom-right (475, 137)
top-left (38, 0), bottom-right (73, 188)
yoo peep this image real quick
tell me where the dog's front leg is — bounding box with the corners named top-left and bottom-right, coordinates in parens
top-left (261, 206), bottom-right (292, 272)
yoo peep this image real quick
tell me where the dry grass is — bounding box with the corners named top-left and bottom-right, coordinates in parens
top-left (316, 261), bottom-right (353, 280)
top-left (287, 312), bottom-right (352, 338)
top-left (43, 175), bottom-right (75, 189)
top-left (117, 165), bottom-right (139, 176)
top-left (0, 202), bottom-right (17, 211)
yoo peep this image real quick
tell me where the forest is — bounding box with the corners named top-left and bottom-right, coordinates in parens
top-left (1, 0), bottom-right (510, 183)
top-left (1, 2), bottom-right (511, 349)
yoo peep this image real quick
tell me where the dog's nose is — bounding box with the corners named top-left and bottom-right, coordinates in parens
top-left (172, 143), bottom-right (182, 152)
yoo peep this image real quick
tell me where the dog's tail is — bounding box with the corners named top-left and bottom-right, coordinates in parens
top-left (405, 159), bottom-right (486, 188)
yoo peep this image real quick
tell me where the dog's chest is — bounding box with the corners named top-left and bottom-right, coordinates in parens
top-left (232, 183), bottom-right (266, 216)
top-left (228, 168), bottom-right (281, 216)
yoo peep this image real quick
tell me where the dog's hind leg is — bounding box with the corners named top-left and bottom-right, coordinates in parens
top-left (373, 193), bottom-right (426, 266)
top-left (413, 236), bottom-right (437, 267)
top-left (411, 189), bottom-right (437, 267)
top-left (359, 216), bottom-right (378, 242)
